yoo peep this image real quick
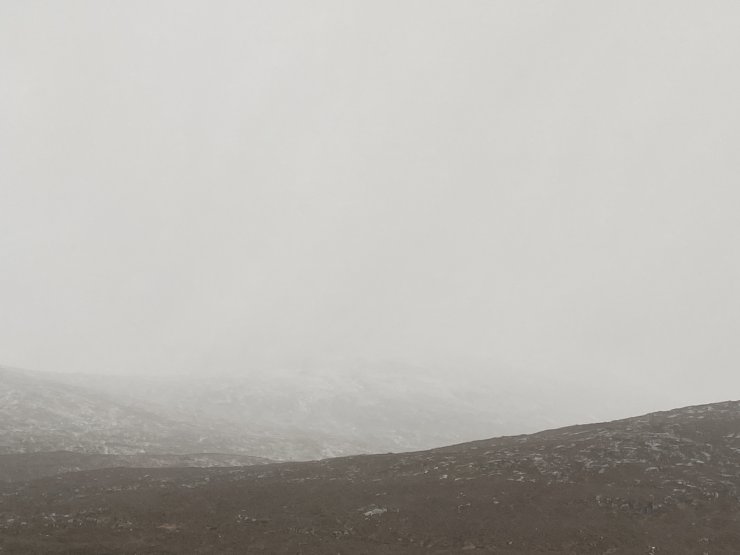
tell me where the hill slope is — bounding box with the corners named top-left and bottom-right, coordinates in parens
top-left (0, 366), bottom-right (329, 460)
top-left (47, 363), bottom-right (667, 458)
top-left (2, 400), bottom-right (740, 553)
top-left (4, 364), bottom-right (690, 461)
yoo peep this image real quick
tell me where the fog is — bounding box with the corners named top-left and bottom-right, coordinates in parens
top-left (2, 1), bottom-right (739, 415)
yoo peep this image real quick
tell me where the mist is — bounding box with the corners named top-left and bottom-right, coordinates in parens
top-left (2, 0), bottom-right (739, 416)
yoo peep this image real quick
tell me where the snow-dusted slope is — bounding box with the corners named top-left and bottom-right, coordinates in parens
top-left (3, 363), bottom-right (681, 461)
top-left (43, 363), bottom-right (667, 459)
top-left (0, 366), bottom-right (312, 459)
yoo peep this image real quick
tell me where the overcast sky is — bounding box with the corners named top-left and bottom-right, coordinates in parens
top-left (1, 1), bottom-right (739, 402)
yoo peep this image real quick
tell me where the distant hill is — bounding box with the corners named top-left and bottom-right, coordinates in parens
top-left (40, 363), bottom-right (670, 459)
top-left (2, 400), bottom-right (740, 553)
top-left (0, 366), bottom-right (321, 460)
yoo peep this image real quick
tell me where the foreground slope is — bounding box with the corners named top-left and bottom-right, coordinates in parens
top-left (2, 401), bottom-right (740, 553)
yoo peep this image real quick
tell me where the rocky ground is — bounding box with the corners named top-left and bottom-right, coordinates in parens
top-left (2, 401), bottom-right (740, 553)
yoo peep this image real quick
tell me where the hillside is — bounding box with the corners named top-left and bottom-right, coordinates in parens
top-left (4, 364), bottom-right (688, 462)
top-left (2, 400), bottom-right (740, 553)
top-left (0, 366), bottom-right (325, 460)
top-left (45, 364), bottom-right (668, 458)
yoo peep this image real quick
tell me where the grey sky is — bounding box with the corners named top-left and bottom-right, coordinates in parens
top-left (1, 2), bottom-right (739, 402)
